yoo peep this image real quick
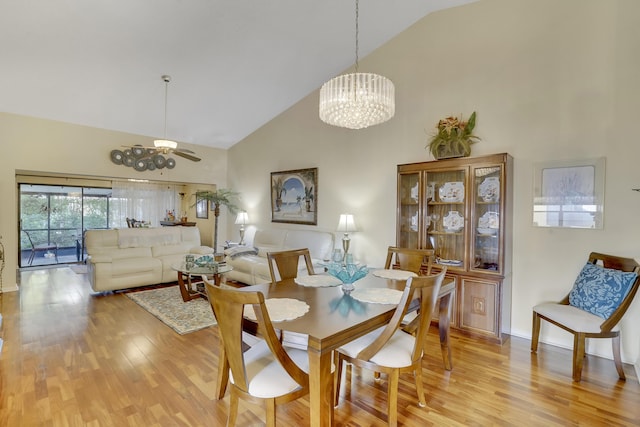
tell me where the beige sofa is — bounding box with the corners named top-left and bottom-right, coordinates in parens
top-left (224, 229), bottom-right (335, 285)
top-left (85, 227), bottom-right (213, 292)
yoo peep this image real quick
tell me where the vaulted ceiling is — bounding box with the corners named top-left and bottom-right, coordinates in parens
top-left (1, 0), bottom-right (476, 149)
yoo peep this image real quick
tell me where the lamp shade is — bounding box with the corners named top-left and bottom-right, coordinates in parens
top-left (336, 214), bottom-right (357, 233)
top-left (235, 211), bottom-right (249, 225)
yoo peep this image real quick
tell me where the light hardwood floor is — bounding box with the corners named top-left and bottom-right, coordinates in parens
top-left (1, 267), bottom-right (639, 426)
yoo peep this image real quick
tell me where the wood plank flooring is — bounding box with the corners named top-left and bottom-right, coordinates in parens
top-left (1, 267), bottom-right (639, 426)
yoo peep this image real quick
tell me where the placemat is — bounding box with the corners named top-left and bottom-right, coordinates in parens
top-left (243, 298), bottom-right (310, 322)
top-left (294, 274), bottom-right (342, 287)
top-left (350, 288), bottom-right (403, 305)
top-left (371, 269), bottom-right (418, 280)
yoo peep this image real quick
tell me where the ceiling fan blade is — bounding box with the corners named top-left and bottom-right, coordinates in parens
top-left (173, 150), bottom-right (201, 162)
top-left (175, 148), bottom-right (196, 154)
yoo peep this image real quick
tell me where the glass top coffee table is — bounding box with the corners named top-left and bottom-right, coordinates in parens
top-left (171, 262), bottom-right (233, 302)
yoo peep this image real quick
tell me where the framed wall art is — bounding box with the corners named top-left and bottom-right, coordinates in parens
top-left (195, 192), bottom-right (209, 219)
top-left (271, 167), bottom-right (318, 225)
top-left (532, 157), bottom-right (605, 229)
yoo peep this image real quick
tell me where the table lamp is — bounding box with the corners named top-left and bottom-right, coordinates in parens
top-left (336, 214), bottom-right (357, 263)
top-left (235, 211), bottom-right (249, 245)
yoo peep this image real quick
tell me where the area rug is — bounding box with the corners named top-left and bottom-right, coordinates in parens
top-left (125, 285), bottom-right (216, 335)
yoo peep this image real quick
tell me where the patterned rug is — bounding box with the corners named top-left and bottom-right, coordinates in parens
top-left (125, 285), bottom-right (216, 334)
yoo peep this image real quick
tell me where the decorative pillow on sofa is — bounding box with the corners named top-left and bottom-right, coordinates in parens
top-left (224, 246), bottom-right (258, 259)
top-left (568, 262), bottom-right (637, 319)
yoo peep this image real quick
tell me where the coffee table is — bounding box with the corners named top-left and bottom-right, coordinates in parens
top-left (171, 262), bottom-right (233, 302)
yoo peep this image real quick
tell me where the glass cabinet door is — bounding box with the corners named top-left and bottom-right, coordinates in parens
top-left (425, 168), bottom-right (467, 269)
top-left (471, 165), bottom-right (503, 273)
top-left (398, 172), bottom-right (420, 249)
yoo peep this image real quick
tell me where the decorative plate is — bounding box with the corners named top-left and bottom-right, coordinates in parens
top-left (442, 210), bottom-right (464, 232)
top-left (439, 182), bottom-right (464, 203)
top-left (478, 177), bottom-right (500, 202)
top-left (478, 211), bottom-right (499, 230)
top-left (110, 149), bottom-right (124, 165)
top-left (410, 182), bottom-right (419, 202)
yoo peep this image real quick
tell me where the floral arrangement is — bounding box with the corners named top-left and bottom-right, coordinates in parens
top-left (427, 111), bottom-right (480, 159)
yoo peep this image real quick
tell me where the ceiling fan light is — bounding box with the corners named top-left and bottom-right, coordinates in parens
top-left (154, 139), bottom-right (178, 150)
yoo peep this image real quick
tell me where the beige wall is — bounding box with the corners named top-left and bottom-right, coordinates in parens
top-left (0, 112), bottom-right (230, 289)
top-left (228, 0), bottom-right (640, 366)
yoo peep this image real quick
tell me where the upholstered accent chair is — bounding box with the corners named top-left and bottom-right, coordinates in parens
top-left (531, 252), bottom-right (640, 382)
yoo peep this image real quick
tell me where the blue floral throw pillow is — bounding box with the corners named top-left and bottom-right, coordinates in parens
top-left (569, 263), bottom-right (637, 319)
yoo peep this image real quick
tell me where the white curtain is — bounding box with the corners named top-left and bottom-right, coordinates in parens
top-left (111, 180), bottom-right (179, 228)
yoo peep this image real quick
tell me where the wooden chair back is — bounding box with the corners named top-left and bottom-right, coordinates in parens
top-left (358, 269), bottom-right (445, 363)
top-left (206, 283), bottom-right (309, 425)
top-left (267, 248), bottom-right (315, 283)
top-left (532, 252), bottom-right (640, 381)
top-left (384, 246), bottom-right (435, 276)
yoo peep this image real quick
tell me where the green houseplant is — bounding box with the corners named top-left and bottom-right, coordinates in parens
top-left (196, 189), bottom-right (240, 252)
top-left (427, 111), bottom-right (480, 159)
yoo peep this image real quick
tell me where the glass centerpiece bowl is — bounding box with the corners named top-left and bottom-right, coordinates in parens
top-left (326, 262), bottom-right (369, 294)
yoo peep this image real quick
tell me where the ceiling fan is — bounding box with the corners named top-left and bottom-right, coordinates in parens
top-left (110, 75), bottom-right (201, 171)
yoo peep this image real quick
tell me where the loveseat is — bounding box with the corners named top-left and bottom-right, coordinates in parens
top-left (85, 226), bottom-right (213, 292)
top-left (224, 229), bottom-right (335, 285)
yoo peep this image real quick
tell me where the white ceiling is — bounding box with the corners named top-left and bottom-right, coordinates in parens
top-left (0, 0), bottom-right (476, 149)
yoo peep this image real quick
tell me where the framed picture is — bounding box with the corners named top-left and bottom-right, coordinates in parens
top-left (271, 167), bottom-right (318, 225)
top-left (196, 192), bottom-right (208, 219)
top-left (533, 158), bottom-right (605, 229)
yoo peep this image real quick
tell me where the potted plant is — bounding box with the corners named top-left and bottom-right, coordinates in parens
top-left (427, 111), bottom-right (480, 160)
top-left (196, 189), bottom-right (240, 252)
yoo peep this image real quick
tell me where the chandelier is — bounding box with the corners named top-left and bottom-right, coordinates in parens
top-left (319, 0), bottom-right (395, 130)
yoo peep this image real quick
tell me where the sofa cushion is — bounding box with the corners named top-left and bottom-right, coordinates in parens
top-left (568, 262), bottom-right (637, 319)
top-left (111, 257), bottom-right (160, 276)
top-left (152, 242), bottom-right (193, 257)
top-left (117, 227), bottom-right (182, 248)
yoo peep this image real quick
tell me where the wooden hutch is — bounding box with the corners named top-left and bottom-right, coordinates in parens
top-left (397, 153), bottom-right (513, 343)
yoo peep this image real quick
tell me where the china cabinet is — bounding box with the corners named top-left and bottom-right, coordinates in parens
top-left (397, 153), bottom-right (513, 343)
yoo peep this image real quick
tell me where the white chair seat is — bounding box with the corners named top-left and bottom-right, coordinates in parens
top-left (533, 303), bottom-right (620, 334)
top-left (338, 326), bottom-right (417, 368)
top-left (231, 340), bottom-right (309, 399)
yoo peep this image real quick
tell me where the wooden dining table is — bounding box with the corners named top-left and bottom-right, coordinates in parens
top-left (218, 272), bottom-right (454, 427)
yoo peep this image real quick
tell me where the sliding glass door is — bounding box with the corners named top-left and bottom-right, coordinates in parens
top-left (19, 185), bottom-right (112, 267)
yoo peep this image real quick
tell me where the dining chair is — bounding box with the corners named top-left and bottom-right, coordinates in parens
top-left (23, 230), bottom-right (58, 265)
top-left (384, 246), bottom-right (435, 276)
top-left (267, 248), bottom-right (315, 283)
top-left (334, 269), bottom-right (446, 427)
top-left (531, 252), bottom-right (640, 382)
top-left (205, 282), bottom-right (309, 427)
top-left (266, 248), bottom-right (315, 349)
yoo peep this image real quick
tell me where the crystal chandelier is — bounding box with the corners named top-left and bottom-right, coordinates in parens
top-left (319, 0), bottom-right (395, 130)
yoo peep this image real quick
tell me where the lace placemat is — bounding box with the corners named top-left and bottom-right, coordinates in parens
top-left (294, 275), bottom-right (342, 287)
top-left (371, 269), bottom-right (418, 280)
top-left (350, 288), bottom-right (403, 305)
top-left (243, 298), bottom-right (310, 322)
